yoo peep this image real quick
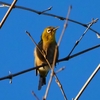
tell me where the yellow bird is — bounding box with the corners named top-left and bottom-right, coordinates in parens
top-left (34, 26), bottom-right (59, 90)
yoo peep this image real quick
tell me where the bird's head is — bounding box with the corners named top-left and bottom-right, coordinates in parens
top-left (41, 26), bottom-right (59, 43)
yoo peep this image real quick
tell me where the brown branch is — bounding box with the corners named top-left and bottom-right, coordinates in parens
top-left (54, 73), bottom-right (68, 100)
top-left (26, 31), bottom-right (44, 57)
top-left (57, 5), bottom-right (72, 46)
top-left (0, 0), bottom-right (17, 28)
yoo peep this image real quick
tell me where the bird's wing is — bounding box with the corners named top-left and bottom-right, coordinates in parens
top-left (34, 40), bottom-right (45, 76)
top-left (36, 40), bottom-right (46, 62)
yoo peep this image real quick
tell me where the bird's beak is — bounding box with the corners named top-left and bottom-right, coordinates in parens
top-left (53, 26), bottom-right (59, 31)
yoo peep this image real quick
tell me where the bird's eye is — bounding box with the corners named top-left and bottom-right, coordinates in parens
top-left (47, 29), bottom-right (51, 33)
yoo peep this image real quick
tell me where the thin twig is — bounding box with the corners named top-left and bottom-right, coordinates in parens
top-left (0, 0), bottom-right (17, 28)
top-left (67, 18), bottom-right (98, 57)
top-left (38, 6), bottom-right (52, 14)
top-left (74, 64), bottom-right (100, 100)
top-left (54, 74), bottom-right (68, 100)
top-left (26, 30), bottom-right (53, 69)
top-left (0, 1), bottom-right (100, 35)
top-left (32, 91), bottom-right (40, 100)
top-left (55, 67), bottom-right (65, 74)
top-left (57, 5), bottom-right (72, 46)
top-left (26, 31), bottom-right (44, 57)
top-left (96, 33), bottom-right (100, 38)
top-left (43, 46), bottom-right (58, 100)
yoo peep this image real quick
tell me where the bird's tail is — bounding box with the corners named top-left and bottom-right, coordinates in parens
top-left (38, 76), bottom-right (46, 90)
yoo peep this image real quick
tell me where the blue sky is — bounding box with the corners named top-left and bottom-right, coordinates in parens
top-left (0, 0), bottom-right (100, 100)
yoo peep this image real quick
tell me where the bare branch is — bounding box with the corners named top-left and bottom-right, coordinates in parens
top-left (26, 31), bottom-right (44, 57)
top-left (0, 1), bottom-right (100, 35)
top-left (74, 64), bottom-right (100, 100)
top-left (54, 74), bottom-right (68, 100)
top-left (56, 67), bottom-right (65, 74)
top-left (0, 0), bottom-right (17, 28)
top-left (58, 44), bottom-right (100, 62)
top-left (26, 31), bottom-right (53, 71)
top-left (0, 64), bottom-right (44, 81)
top-left (67, 18), bottom-right (98, 57)
top-left (0, 44), bottom-right (99, 81)
top-left (38, 6), bottom-right (53, 15)
top-left (57, 5), bottom-right (72, 46)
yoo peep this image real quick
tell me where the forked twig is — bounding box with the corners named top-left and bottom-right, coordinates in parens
top-left (67, 18), bottom-right (99, 57)
top-left (56, 67), bottom-right (65, 74)
top-left (38, 6), bottom-right (52, 14)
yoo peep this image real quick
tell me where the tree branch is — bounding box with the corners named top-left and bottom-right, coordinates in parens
top-left (67, 18), bottom-right (98, 57)
top-left (73, 64), bottom-right (100, 100)
top-left (0, 44), bottom-right (99, 81)
top-left (0, 0), bottom-right (17, 28)
top-left (0, 1), bottom-right (100, 36)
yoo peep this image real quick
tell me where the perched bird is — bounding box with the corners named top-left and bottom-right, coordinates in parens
top-left (34, 26), bottom-right (59, 90)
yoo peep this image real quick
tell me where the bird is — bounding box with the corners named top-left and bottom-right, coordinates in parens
top-left (34, 26), bottom-right (59, 90)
